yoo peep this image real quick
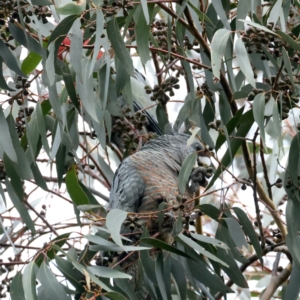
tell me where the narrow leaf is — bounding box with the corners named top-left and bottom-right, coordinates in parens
top-left (155, 253), bottom-right (168, 300)
top-left (107, 19), bottom-right (134, 77)
top-left (87, 266), bottom-right (132, 279)
top-left (21, 52), bottom-right (42, 75)
top-left (178, 234), bottom-right (229, 267)
top-left (38, 261), bottom-right (71, 300)
top-left (178, 152), bottom-right (197, 194)
top-left (66, 165), bottom-right (90, 206)
top-left (22, 261), bottom-right (37, 300)
top-left (190, 233), bottom-right (229, 250)
top-left (10, 271), bottom-right (25, 300)
top-left (224, 218), bottom-right (248, 252)
top-left (5, 178), bottom-right (35, 234)
top-left (0, 109), bottom-right (17, 162)
top-left (140, 238), bottom-right (195, 260)
top-left (232, 207), bottom-right (263, 265)
top-left (211, 29), bottom-right (231, 79)
top-left (0, 39), bottom-right (26, 77)
top-left (253, 93), bottom-right (266, 145)
top-left (235, 38), bottom-right (256, 88)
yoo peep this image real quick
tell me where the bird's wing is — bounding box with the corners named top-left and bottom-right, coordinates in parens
top-left (109, 161), bottom-right (144, 212)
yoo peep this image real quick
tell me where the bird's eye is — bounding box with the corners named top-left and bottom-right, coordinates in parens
top-left (196, 144), bottom-right (202, 151)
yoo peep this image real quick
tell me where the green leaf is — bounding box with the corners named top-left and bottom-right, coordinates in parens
top-left (7, 115), bottom-right (33, 179)
top-left (207, 115), bottom-right (254, 190)
top-left (178, 152), bottom-right (197, 194)
top-left (104, 292), bottom-right (128, 300)
top-left (268, 0), bottom-right (282, 24)
top-left (3, 153), bottom-right (24, 200)
top-left (65, 165), bottom-right (90, 206)
top-left (0, 59), bottom-right (15, 91)
top-left (52, 244), bottom-right (113, 292)
top-left (286, 132), bottom-right (300, 191)
top-left (235, 37), bottom-right (256, 88)
top-left (85, 234), bottom-right (123, 251)
top-left (77, 204), bottom-right (103, 212)
top-left (8, 22), bottom-right (46, 58)
top-left (156, 103), bottom-right (169, 134)
top-left (170, 257), bottom-right (187, 300)
top-left (55, 0), bottom-right (86, 15)
top-left (232, 207), bottom-right (263, 265)
top-left (133, 6), bottom-right (150, 65)
top-left (211, 29), bottom-right (231, 79)
top-left (239, 19), bottom-right (276, 35)
top-left (5, 178), bottom-right (35, 234)
top-left (236, 0), bottom-right (251, 30)
top-left (62, 64), bottom-right (80, 111)
top-left (55, 255), bottom-right (84, 292)
top-left (184, 246), bottom-right (233, 293)
top-left (70, 19), bottom-right (83, 82)
top-left (38, 261), bottom-right (71, 300)
top-left (21, 52), bottom-right (42, 75)
top-left (87, 266), bottom-right (132, 279)
top-left (89, 9), bottom-right (104, 76)
top-left (211, 0), bottom-right (230, 29)
top-left (275, 30), bottom-right (300, 51)
top-left (22, 261), bottom-right (37, 300)
top-left (35, 233), bottom-right (71, 267)
top-left (140, 238), bottom-right (195, 260)
top-left (199, 204), bottom-right (221, 221)
top-left (281, 48), bottom-right (295, 89)
top-left (223, 218), bottom-right (248, 252)
top-left (107, 18), bottom-right (134, 77)
top-left (178, 234), bottom-right (229, 267)
top-left (188, 1), bottom-right (213, 25)
top-left (106, 209), bottom-right (128, 248)
top-left (272, 98), bottom-right (283, 149)
top-left (10, 271), bottom-right (26, 300)
top-left (97, 152), bottom-right (114, 186)
top-left (36, 103), bottom-right (50, 156)
top-left (45, 41), bottom-right (56, 86)
top-left (155, 252), bottom-right (168, 300)
top-left (31, 0), bottom-right (51, 4)
top-left (0, 39), bottom-right (26, 77)
top-left (0, 109), bottom-right (17, 162)
top-left (284, 263), bottom-right (300, 300)
top-left (216, 227), bottom-right (248, 288)
top-left (48, 15), bottom-right (78, 46)
top-left (253, 93), bottom-right (266, 145)
top-left (190, 233), bottom-right (229, 250)
top-left (286, 200), bottom-right (300, 269)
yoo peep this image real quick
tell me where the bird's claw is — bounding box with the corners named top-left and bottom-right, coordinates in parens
top-left (189, 166), bottom-right (213, 192)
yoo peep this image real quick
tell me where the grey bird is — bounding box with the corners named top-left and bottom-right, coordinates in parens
top-left (109, 133), bottom-right (212, 299)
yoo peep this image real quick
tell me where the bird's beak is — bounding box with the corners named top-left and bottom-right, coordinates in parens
top-left (197, 155), bottom-right (211, 168)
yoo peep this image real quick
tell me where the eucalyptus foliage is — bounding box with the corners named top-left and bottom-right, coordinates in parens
top-left (0, 0), bottom-right (300, 299)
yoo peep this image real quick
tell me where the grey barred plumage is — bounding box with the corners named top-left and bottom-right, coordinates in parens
top-left (109, 133), bottom-right (211, 299)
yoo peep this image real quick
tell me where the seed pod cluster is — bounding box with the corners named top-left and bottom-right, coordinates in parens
top-left (199, 82), bottom-right (214, 102)
top-left (183, 35), bottom-right (199, 50)
top-left (100, 0), bottom-right (134, 18)
top-left (0, 1), bottom-right (37, 27)
top-left (14, 76), bottom-right (31, 96)
top-left (247, 76), bottom-right (299, 120)
top-left (241, 23), bottom-right (285, 60)
top-left (152, 19), bottom-right (177, 54)
top-left (148, 76), bottom-right (180, 105)
top-left (123, 215), bottom-right (142, 231)
top-left (15, 106), bottom-right (34, 138)
top-left (271, 228), bottom-right (282, 242)
top-left (112, 107), bottom-right (149, 152)
top-left (0, 161), bottom-right (6, 180)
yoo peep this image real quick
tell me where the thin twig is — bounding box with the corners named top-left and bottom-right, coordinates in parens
top-left (253, 129), bottom-right (265, 249)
